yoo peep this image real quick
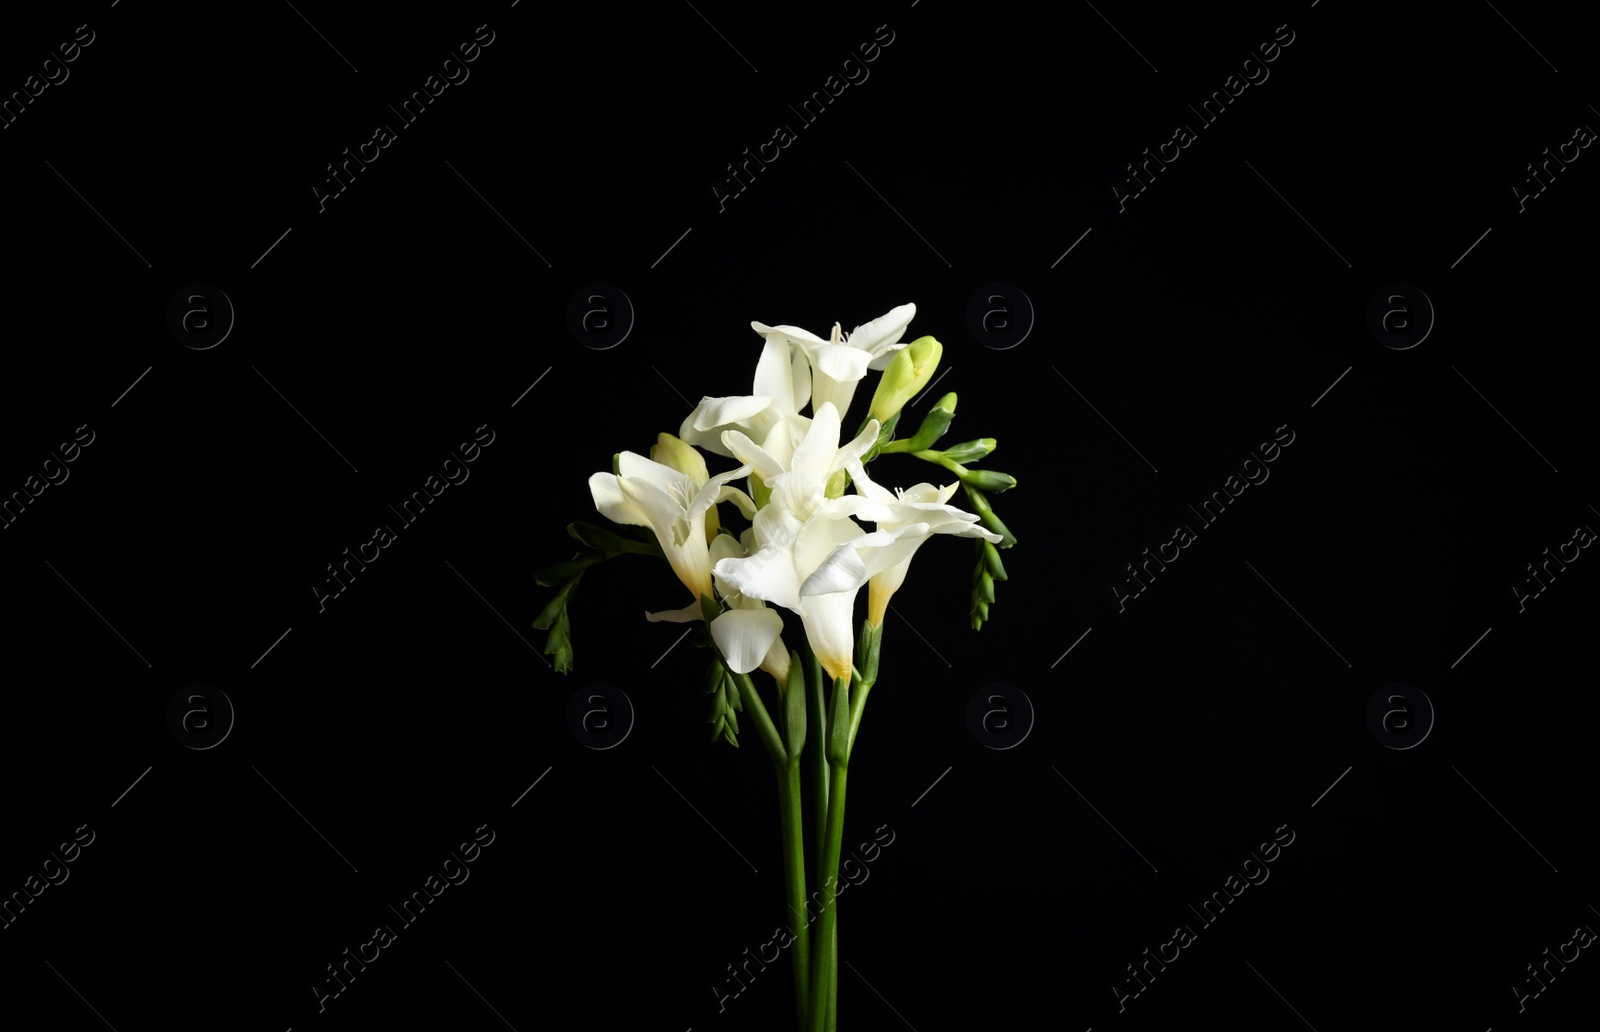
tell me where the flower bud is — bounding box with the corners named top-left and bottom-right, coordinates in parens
top-left (941, 438), bottom-right (996, 464)
top-left (868, 336), bottom-right (943, 423)
top-left (881, 392), bottom-right (956, 454)
top-left (957, 467), bottom-right (1016, 493)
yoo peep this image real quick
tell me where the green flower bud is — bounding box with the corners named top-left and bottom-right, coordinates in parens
top-left (941, 438), bottom-right (996, 464)
top-left (957, 467), bottom-right (1017, 492)
top-left (982, 540), bottom-right (1008, 580)
top-left (879, 393), bottom-right (956, 454)
top-left (868, 336), bottom-right (943, 424)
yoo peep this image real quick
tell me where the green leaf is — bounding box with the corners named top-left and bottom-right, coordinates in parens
top-left (533, 550), bottom-right (610, 587)
top-left (567, 521), bottom-right (664, 557)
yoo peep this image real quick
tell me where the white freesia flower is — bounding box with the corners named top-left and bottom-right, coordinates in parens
top-left (752, 303), bottom-right (915, 423)
top-left (588, 452), bottom-right (754, 605)
top-left (643, 532), bottom-right (791, 683)
top-left (713, 403), bottom-right (881, 680)
top-left (809, 459), bottom-right (1004, 626)
top-left (679, 333), bottom-right (813, 468)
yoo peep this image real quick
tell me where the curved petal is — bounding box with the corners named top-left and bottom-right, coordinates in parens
top-left (720, 429), bottom-right (786, 481)
top-left (752, 321), bottom-right (830, 350)
top-left (689, 394), bottom-right (774, 432)
top-left (828, 418), bottom-right (881, 475)
top-left (717, 485), bottom-right (758, 519)
top-left (711, 607), bottom-right (786, 674)
top-left (844, 458), bottom-right (897, 504)
top-left (800, 590), bottom-right (860, 681)
top-left (686, 463), bottom-right (753, 522)
top-left (847, 303), bottom-right (916, 360)
top-left (645, 601), bottom-right (703, 623)
top-left (801, 524), bottom-right (931, 596)
top-left (618, 451), bottom-right (692, 495)
top-left (589, 472), bottom-right (648, 527)
top-left (751, 336), bottom-right (801, 417)
top-left (810, 343), bottom-right (874, 383)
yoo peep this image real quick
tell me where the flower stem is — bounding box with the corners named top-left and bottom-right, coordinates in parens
top-left (806, 759), bottom-right (848, 1032)
top-left (730, 670), bottom-right (787, 767)
top-left (806, 647), bottom-right (829, 878)
top-left (776, 758), bottom-right (810, 1031)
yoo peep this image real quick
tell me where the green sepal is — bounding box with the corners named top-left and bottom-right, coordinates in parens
top-left (982, 540), bottom-right (1009, 580)
top-left (782, 650), bottom-right (806, 761)
top-left (856, 620), bottom-right (883, 689)
top-left (826, 677), bottom-right (852, 767)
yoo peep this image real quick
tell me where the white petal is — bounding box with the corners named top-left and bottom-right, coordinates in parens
top-left (618, 451), bottom-right (691, 494)
top-left (866, 343), bottom-right (908, 372)
top-left (846, 304), bottom-right (916, 358)
top-left (614, 475), bottom-right (682, 540)
top-left (711, 607), bottom-right (786, 674)
top-left (801, 525), bottom-right (930, 596)
top-left (789, 402), bottom-right (842, 484)
top-left (828, 418), bottom-right (881, 475)
top-left (720, 430), bottom-right (786, 481)
top-left (789, 344), bottom-right (812, 414)
top-left (760, 414), bottom-right (811, 471)
top-left (589, 472), bottom-right (648, 527)
top-left (686, 463), bottom-right (753, 522)
top-left (718, 486), bottom-right (757, 519)
top-left (646, 601), bottom-right (703, 623)
top-left (691, 395), bottom-right (773, 432)
top-left (753, 321), bottom-right (830, 350)
top-left (844, 459), bottom-right (897, 504)
top-left (751, 336), bottom-right (799, 414)
top-left (811, 344), bottom-right (874, 383)
top-left (811, 375), bottom-right (860, 423)
top-left (800, 591), bottom-right (860, 681)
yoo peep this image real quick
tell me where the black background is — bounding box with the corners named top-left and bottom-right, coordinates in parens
top-left (1, 1), bottom-right (1596, 1029)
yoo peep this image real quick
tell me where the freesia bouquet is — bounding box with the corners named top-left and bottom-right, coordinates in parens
top-left (534, 303), bottom-right (1017, 1031)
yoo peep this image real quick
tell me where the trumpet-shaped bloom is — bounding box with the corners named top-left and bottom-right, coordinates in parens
top-left (752, 303), bottom-right (915, 423)
top-left (589, 452), bottom-right (752, 604)
top-left (679, 333), bottom-right (813, 468)
top-left (809, 460), bottom-right (1004, 626)
top-left (644, 531), bottom-right (791, 683)
top-left (712, 403), bottom-right (881, 680)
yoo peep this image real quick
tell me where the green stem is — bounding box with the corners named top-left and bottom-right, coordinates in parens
top-left (806, 760), bottom-right (849, 1032)
top-left (828, 921), bottom-right (838, 1032)
top-left (730, 671), bottom-right (786, 767)
top-left (806, 648), bottom-right (829, 879)
top-left (777, 759), bottom-right (810, 1031)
